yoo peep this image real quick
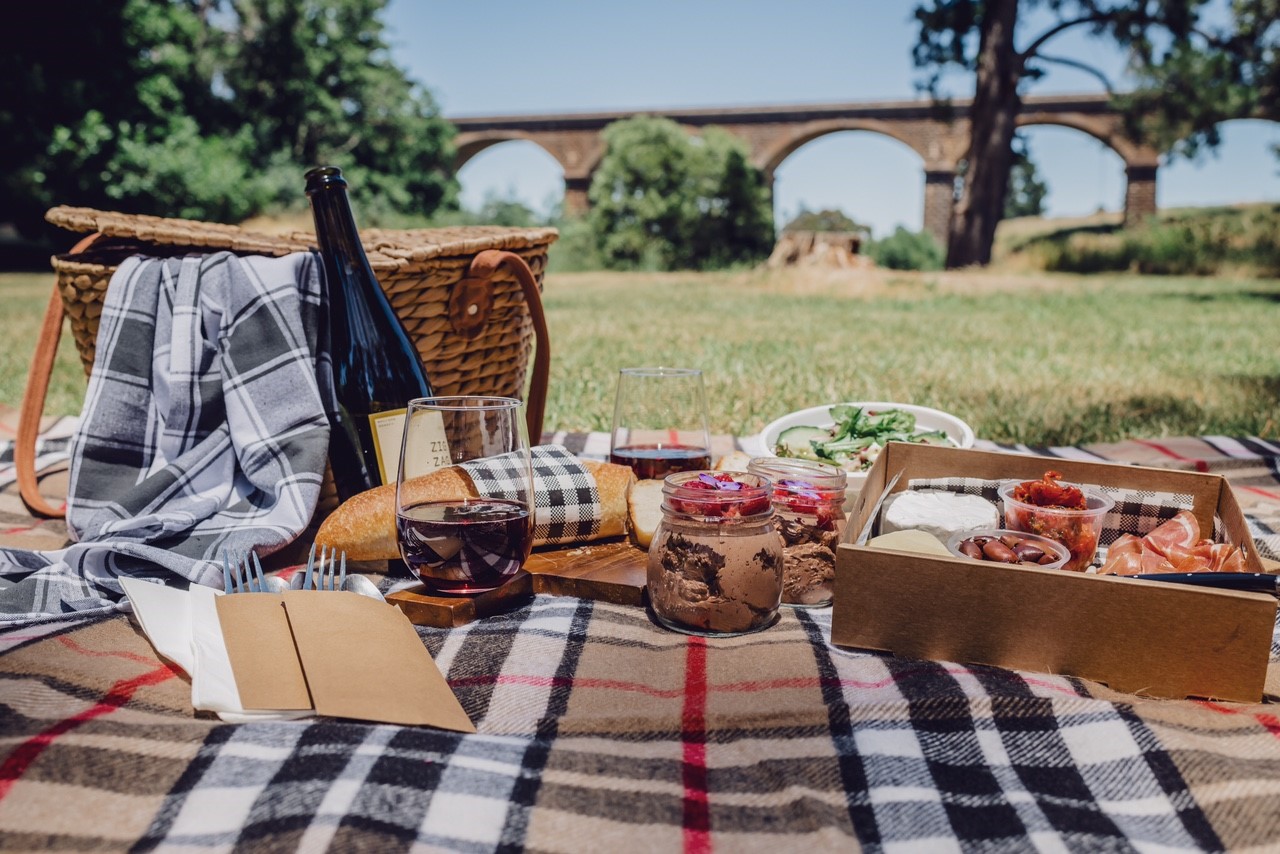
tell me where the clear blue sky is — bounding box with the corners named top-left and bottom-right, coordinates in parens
top-left (385, 1), bottom-right (1279, 237)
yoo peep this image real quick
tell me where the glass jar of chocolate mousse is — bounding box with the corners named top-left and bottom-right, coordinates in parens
top-left (647, 471), bottom-right (784, 636)
top-left (747, 458), bottom-right (847, 608)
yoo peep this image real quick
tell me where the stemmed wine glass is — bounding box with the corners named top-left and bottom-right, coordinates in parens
top-left (396, 396), bottom-right (534, 595)
top-left (609, 367), bottom-right (712, 480)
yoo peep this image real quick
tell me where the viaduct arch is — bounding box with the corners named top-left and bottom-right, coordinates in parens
top-left (450, 94), bottom-right (1163, 245)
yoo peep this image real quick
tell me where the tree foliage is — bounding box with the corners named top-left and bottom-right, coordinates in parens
top-left (865, 227), bottom-right (946, 270)
top-left (1, 0), bottom-right (456, 242)
top-left (782, 207), bottom-right (871, 234)
top-left (587, 116), bottom-right (774, 271)
top-left (912, 0), bottom-right (1277, 268)
top-left (1119, 0), bottom-right (1279, 159)
top-left (1003, 133), bottom-right (1048, 218)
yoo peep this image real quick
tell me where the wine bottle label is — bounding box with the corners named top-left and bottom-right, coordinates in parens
top-left (395, 408), bottom-right (452, 481)
top-left (369, 409), bottom-right (408, 484)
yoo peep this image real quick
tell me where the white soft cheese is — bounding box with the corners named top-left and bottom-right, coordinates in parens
top-left (879, 490), bottom-right (999, 541)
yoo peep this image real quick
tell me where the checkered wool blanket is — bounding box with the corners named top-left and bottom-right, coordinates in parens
top-left (0, 252), bottom-right (330, 624)
top-left (3, 431), bottom-right (1280, 850)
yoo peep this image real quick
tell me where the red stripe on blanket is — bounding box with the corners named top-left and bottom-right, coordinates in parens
top-left (59, 633), bottom-right (167, 667)
top-left (1239, 485), bottom-right (1280, 500)
top-left (1196, 700), bottom-right (1280, 737)
top-left (0, 664), bottom-right (178, 801)
top-left (1133, 439), bottom-right (1210, 473)
top-left (447, 665), bottom-right (1081, 698)
top-left (682, 636), bottom-right (711, 854)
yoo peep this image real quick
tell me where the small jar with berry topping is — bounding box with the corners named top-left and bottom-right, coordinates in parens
top-left (747, 457), bottom-right (847, 607)
top-left (647, 471), bottom-right (784, 636)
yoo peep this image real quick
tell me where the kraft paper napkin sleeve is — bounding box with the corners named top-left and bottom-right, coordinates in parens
top-left (121, 578), bottom-right (310, 722)
top-left (280, 590), bottom-right (476, 732)
top-left (216, 594), bottom-right (311, 711)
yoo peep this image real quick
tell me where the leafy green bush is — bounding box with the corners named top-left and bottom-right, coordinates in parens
top-left (587, 116), bottom-right (774, 271)
top-left (783, 207), bottom-right (869, 235)
top-left (1016, 204), bottom-right (1280, 277)
top-left (546, 217), bottom-right (606, 273)
top-left (1130, 224), bottom-right (1217, 275)
top-left (866, 227), bottom-right (944, 270)
top-left (1042, 232), bottom-right (1130, 273)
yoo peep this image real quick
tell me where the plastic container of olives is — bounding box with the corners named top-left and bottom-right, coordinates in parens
top-left (945, 528), bottom-right (1070, 571)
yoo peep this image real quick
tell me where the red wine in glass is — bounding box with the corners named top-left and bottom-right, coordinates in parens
top-left (610, 443), bottom-right (712, 480)
top-left (397, 499), bottom-right (533, 594)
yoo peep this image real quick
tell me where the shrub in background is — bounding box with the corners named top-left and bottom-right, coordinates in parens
top-left (587, 116), bottom-right (774, 271)
top-left (1021, 204), bottom-right (1280, 277)
top-left (546, 217), bottom-right (606, 273)
top-left (866, 227), bottom-right (945, 270)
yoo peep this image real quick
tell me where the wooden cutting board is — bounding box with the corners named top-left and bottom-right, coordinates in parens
top-left (388, 539), bottom-right (648, 628)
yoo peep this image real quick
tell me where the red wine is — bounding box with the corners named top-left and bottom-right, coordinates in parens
top-left (610, 444), bottom-right (712, 480)
top-left (397, 499), bottom-right (533, 594)
top-left (306, 166), bottom-right (433, 502)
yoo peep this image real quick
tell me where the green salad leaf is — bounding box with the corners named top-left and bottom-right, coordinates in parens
top-left (775, 406), bottom-right (950, 471)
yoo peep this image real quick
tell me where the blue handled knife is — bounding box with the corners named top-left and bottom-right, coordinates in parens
top-left (1133, 573), bottom-right (1280, 595)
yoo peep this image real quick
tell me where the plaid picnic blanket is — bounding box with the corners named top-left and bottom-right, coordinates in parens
top-left (0, 252), bottom-right (331, 624)
top-left (3, 430), bottom-right (1280, 850)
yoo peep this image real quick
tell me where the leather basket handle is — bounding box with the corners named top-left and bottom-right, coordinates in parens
top-left (16, 232), bottom-right (102, 518)
top-left (465, 250), bottom-right (550, 443)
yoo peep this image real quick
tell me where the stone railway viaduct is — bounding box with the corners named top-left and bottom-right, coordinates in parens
top-left (450, 92), bottom-right (1162, 246)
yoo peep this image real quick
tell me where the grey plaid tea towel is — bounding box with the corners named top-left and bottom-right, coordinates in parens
top-left (0, 251), bottom-right (331, 625)
top-left (461, 445), bottom-right (601, 545)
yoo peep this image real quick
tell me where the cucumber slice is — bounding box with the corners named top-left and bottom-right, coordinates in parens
top-left (774, 425), bottom-right (829, 460)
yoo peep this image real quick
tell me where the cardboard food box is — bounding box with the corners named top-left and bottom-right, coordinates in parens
top-left (832, 442), bottom-right (1278, 703)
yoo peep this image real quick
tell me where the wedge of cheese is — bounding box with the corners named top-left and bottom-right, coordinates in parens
top-left (866, 529), bottom-right (951, 557)
top-left (879, 489), bottom-right (998, 542)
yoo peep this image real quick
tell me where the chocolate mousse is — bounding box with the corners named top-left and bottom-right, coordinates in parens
top-left (774, 504), bottom-right (844, 606)
top-left (648, 529), bottom-right (783, 635)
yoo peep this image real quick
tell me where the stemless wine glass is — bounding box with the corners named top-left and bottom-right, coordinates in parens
top-left (609, 367), bottom-right (712, 480)
top-left (396, 396), bottom-right (534, 595)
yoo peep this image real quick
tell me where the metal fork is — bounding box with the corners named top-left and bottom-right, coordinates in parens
top-left (298, 543), bottom-right (347, 591)
top-left (222, 550), bottom-right (282, 594)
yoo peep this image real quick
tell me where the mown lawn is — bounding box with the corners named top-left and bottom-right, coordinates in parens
top-left (4, 268), bottom-right (1278, 445)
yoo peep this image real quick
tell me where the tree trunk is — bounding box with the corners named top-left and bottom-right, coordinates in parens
top-left (947, 0), bottom-right (1023, 268)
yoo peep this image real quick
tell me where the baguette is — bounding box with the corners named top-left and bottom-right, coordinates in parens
top-left (316, 459), bottom-right (635, 560)
top-left (627, 479), bottom-right (664, 548)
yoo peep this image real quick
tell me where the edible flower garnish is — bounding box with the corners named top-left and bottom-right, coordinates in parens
top-left (775, 479), bottom-right (820, 501)
top-left (697, 472), bottom-right (743, 490)
top-left (673, 473), bottom-right (769, 517)
top-left (772, 478), bottom-right (838, 529)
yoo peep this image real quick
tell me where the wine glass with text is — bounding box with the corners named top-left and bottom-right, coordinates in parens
top-left (396, 396), bottom-right (534, 595)
top-left (609, 367), bottom-right (712, 480)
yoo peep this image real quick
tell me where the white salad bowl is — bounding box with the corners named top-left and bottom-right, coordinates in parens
top-left (750, 401), bottom-right (977, 506)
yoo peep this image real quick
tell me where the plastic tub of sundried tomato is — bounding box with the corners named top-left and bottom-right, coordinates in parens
top-left (998, 474), bottom-right (1114, 572)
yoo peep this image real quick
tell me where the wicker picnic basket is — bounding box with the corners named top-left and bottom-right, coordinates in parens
top-left (16, 205), bottom-right (558, 519)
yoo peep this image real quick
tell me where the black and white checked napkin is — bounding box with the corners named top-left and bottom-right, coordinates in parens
top-left (460, 445), bottom-right (601, 545)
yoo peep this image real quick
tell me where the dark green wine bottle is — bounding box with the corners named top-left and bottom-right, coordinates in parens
top-left (305, 166), bottom-right (433, 502)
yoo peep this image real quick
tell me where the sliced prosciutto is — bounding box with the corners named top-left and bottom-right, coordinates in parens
top-left (1141, 510), bottom-right (1199, 558)
top-left (1099, 510), bottom-right (1246, 576)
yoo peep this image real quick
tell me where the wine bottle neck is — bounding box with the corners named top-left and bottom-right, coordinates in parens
top-left (308, 184), bottom-right (363, 259)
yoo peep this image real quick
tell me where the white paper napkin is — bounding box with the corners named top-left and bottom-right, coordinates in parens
top-left (122, 578), bottom-right (310, 722)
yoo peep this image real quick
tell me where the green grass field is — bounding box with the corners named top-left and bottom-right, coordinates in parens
top-left (4, 267), bottom-right (1278, 445)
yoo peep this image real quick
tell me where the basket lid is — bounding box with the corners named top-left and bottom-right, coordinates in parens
top-left (46, 206), bottom-right (558, 270)
top-left (46, 206), bottom-right (311, 257)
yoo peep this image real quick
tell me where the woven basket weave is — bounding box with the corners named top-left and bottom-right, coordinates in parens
top-left (45, 206), bottom-right (558, 403)
top-left (31, 206), bottom-right (557, 525)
